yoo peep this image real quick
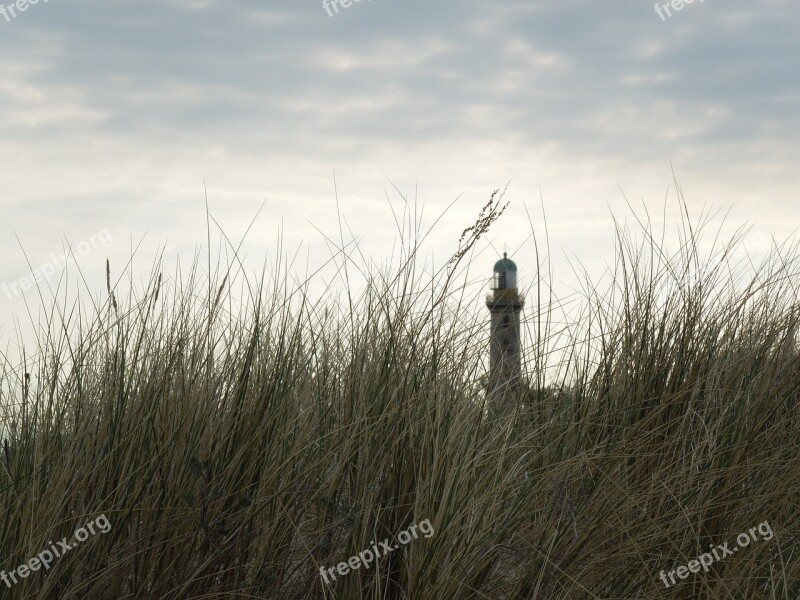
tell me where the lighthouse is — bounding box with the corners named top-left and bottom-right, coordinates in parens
top-left (486, 253), bottom-right (524, 400)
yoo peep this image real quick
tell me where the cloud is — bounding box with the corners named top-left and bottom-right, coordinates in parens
top-left (0, 0), bottom-right (799, 351)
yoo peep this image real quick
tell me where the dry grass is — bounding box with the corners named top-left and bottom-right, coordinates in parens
top-left (0, 194), bottom-right (799, 599)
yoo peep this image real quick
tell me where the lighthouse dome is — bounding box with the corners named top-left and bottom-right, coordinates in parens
top-left (493, 253), bottom-right (517, 273)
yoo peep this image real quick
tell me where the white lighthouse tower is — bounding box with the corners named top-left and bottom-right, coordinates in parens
top-left (486, 253), bottom-right (524, 402)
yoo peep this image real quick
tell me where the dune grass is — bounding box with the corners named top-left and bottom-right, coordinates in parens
top-left (0, 196), bottom-right (799, 599)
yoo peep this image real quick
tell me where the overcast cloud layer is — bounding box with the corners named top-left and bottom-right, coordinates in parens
top-left (1, 0), bottom-right (798, 357)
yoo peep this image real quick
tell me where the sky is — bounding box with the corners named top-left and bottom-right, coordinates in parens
top-left (1, 0), bottom-right (799, 365)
